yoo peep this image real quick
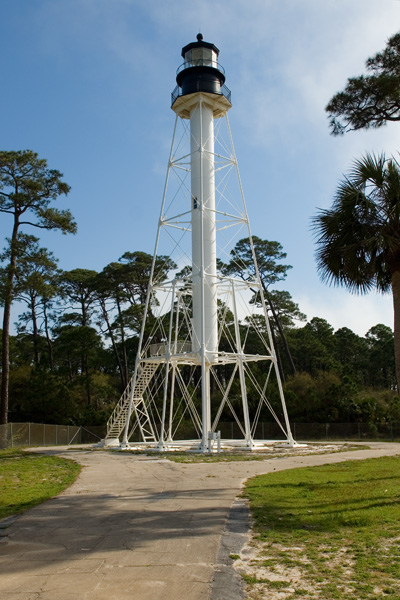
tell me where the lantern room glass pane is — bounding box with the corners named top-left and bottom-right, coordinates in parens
top-left (184, 47), bottom-right (218, 68)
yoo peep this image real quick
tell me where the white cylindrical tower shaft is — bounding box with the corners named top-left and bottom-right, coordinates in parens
top-left (190, 101), bottom-right (218, 361)
top-left (171, 33), bottom-right (232, 450)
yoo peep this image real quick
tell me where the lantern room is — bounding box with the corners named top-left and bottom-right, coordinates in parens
top-left (175, 33), bottom-right (226, 97)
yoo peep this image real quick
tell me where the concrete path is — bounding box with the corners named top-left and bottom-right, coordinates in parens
top-left (1, 443), bottom-right (400, 600)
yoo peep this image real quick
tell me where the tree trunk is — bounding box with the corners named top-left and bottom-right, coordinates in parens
top-left (42, 300), bottom-right (54, 371)
top-left (99, 297), bottom-right (126, 389)
top-left (391, 270), bottom-right (400, 393)
top-left (30, 295), bottom-right (40, 364)
top-left (1, 290), bottom-right (11, 425)
top-left (248, 284), bottom-right (287, 380)
top-left (116, 295), bottom-right (129, 388)
top-left (0, 218), bottom-right (19, 424)
top-left (259, 281), bottom-right (297, 377)
top-left (81, 297), bottom-right (88, 327)
top-left (269, 320), bottom-right (286, 383)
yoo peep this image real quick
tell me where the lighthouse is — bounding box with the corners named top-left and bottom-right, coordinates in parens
top-left (171, 34), bottom-right (232, 448)
top-left (104, 35), bottom-right (295, 452)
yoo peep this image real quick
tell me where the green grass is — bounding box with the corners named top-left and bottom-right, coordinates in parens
top-left (164, 451), bottom-right (269, 463)
top-left (158, 443), bottom-right (367, 463)
top-left (242, 455), bottom-right (400, 600)
top-left (0, 448), bottom-right (81, 520)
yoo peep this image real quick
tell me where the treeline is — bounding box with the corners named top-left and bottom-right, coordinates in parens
top-left (2, 241), bottom-right (398, 429)
top-left (280, 319), bottom-right (398, 425)
top-left (3, 250), bottom-right (167, 426)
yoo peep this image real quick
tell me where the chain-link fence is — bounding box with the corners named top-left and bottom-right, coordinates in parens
top-left (1, 421), bottom-right (399, 449)
top-left (171, 421), bottom-right (400, 442)
top-left (290, 422), bottom-right (400, 441)
top-left (0, 423), bottom-right (106, 449)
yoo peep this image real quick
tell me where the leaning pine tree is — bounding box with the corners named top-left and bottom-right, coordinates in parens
top-left (0, 150), bottom-right (76, 425)
top-left (312, 153), bottom-right (400, 390)
top-left (326, 31), bottom-right (400, 134)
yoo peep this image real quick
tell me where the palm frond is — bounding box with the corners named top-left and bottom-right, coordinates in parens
top-left (312, 151), bottom-right (399, 295)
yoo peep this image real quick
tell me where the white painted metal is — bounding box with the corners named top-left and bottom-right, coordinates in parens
top-left (231, 278), bottom-right (252, 447)
top-left (158, 279), bottom-right (176, 449)
top-left (103, 40), bottom-right (296, 451)
top-left (107, 361), bottom-right (158, 442)
top-left (190, 99), bottom-right (218, 361)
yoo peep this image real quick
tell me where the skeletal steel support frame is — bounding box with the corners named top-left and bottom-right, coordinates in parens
top-left (105, 110), bottom-right (295, 451)
top-left (104, 36), bottom-right (296, 451)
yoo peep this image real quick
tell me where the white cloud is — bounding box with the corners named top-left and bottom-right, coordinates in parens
top-left (297, 289), bottom-right (393, 336)
top-left (223, 0), bottom-right (400, 153)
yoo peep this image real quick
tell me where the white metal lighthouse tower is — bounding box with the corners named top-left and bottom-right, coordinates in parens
top-left (104, 34), bottom-right (295, 452)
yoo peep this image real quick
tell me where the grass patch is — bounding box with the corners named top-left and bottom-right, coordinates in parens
top-left (242, 455), bottom-right (400, 600)
top-left (159, 443), bottom-right (367, 463)
top-left (164, 451), bottom-right (268, 463)
top-left (0, 448), bottom-right (81, 520)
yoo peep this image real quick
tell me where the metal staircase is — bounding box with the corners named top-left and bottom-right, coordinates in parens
top-left (106, 362), bottom-right (158, 442)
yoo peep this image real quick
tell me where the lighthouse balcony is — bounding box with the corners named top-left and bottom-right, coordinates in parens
top-left (176, 59), bottom-right (225, 76)
top-left (171, 82), bottom-right (231, 108)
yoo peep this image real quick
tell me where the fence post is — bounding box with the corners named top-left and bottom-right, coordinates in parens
top-left (28, 422), bottom-right (31, 447)
top-left (11, 422), bottom-right (13, 448)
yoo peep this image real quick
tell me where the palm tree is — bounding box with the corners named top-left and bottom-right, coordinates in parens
top-left (312, 153), bottom-right (400, 390)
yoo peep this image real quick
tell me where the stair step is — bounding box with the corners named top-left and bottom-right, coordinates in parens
top-left (106, 362), bottom-right (158, 439)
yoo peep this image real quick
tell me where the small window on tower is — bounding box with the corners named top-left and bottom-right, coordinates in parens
top-left (193, 197), bottom-right (198, 209)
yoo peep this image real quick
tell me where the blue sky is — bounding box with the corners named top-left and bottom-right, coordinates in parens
top-left (1, 0), bottom-right (400, 335)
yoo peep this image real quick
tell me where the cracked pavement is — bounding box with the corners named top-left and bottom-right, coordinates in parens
top-left (1, 442), bottom-right (400, 599)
